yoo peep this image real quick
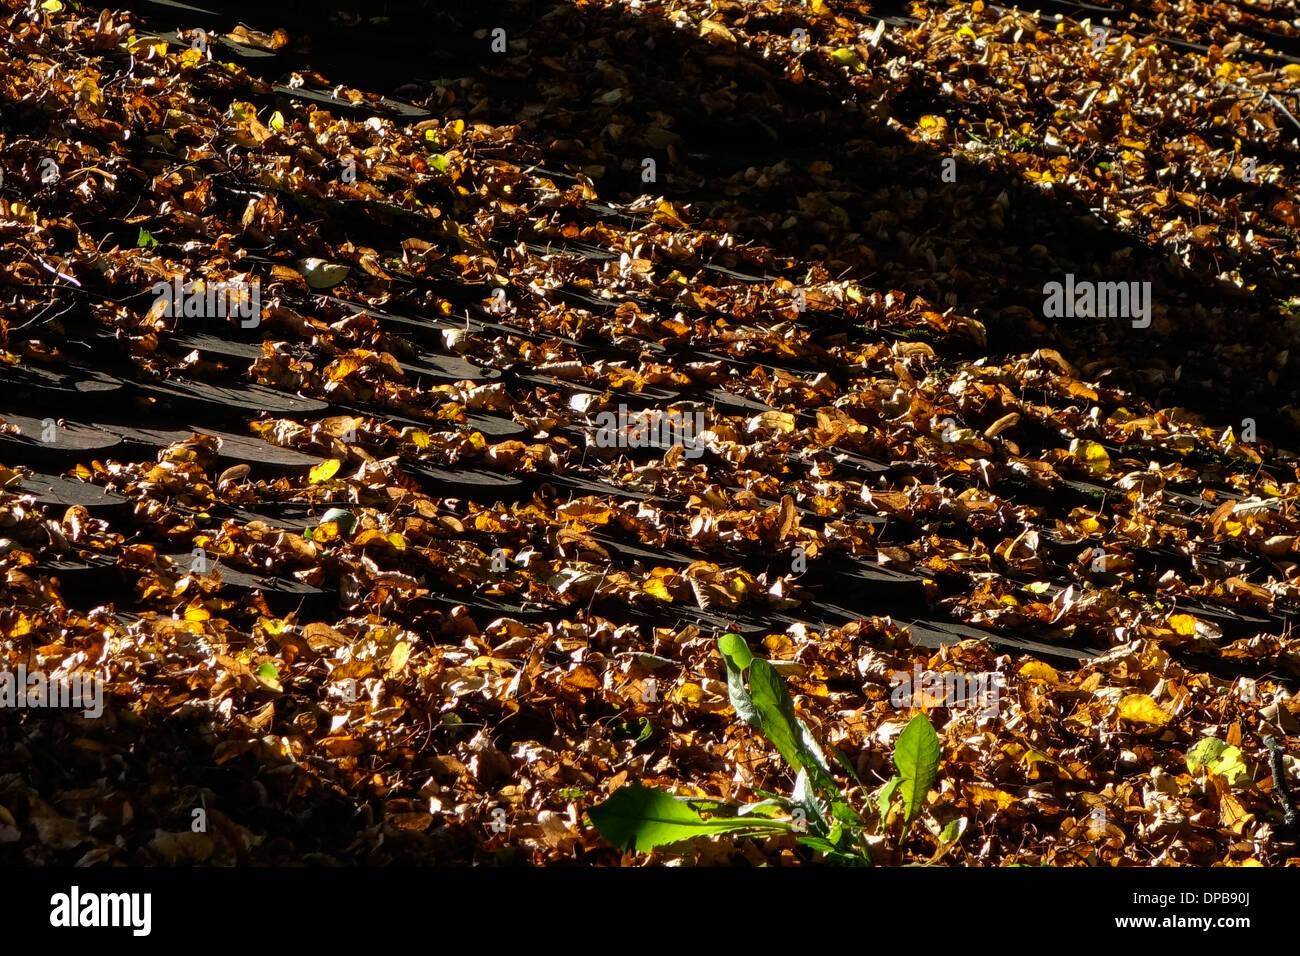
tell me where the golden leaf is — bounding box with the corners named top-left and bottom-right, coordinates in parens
top-left (1069, 439), bottom-right (1111, 475)
top-left (386, 641), bottom-right (412, 675)
top-left (309, 459), bottom-right (341, 484)
top-left (1018, 660), bottom-right (1058, 683)
top-left (984, 412), bottom-right (1020, 438)
top-left (1117, 694), bottom-right (1170, 726)
top-left (699, 19), bottom-right (735, 42)
top-left (643, 576), bottom-right (673, 602)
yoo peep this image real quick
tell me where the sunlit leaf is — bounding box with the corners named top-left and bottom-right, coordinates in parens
top-left (1117, 694), bottom-right (1170, 726)
top-left (589, 784), bottom-right (788, 852)
top-left (309, 459), bottom-right (341, 484)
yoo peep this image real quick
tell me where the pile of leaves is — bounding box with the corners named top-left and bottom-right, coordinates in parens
top-left (0, 0), bottom-right (1299, 865)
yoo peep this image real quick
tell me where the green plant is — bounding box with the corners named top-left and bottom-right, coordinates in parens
top-left (876, 712), bottom-right (941, 831)
top-left (588, 634), bottom-right (945, 864)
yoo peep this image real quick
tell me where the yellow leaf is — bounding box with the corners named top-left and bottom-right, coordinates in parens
top-left (4, 201), bottom-right (36, 224)
top-left (1117, 693), bottom-right (1170, 726)
top-left (386, 641), bottom-right (412, 675)
top-left (75, 77), bottom-right (103, 108)
top-left (327, 355), bottom-right (364, 383)
top-left (643, 577), bottom-right (673, 602)
top-left (1219, 792), bottom-right (1253, 833)
top-left (699, 19), bottom-right (735, 42)
top-left (1167, 613), bottom-right (1199, 637)
top-left (1018, 660), bottom-right (1058, 683)
top-left (1022, 749), bottom-right (1071, 778)
top-left (966, 784), bottom-right (1015, 810)
top-left (312, 521), bottom-right (339, 544)
top-left (1067, 380), bottom-right (1099, 401)
top-left (652, 200), bottom-right (689, 229)
top-left (1069, 439), bottom-right (1111, 475)
top-left (268, 110), bottom-right (286, 132)
top-left (831, 46), bottom-right (866, 71)
top-left (674, 682), bottom-right (705, 704)
top-left (6, 613), bottom-right (33, 639)
top-left (40, 0), bottom-right (62, 11)
top-left (556, 500), bottom-right (614, 525)
top-left (353, 530), bottom-right (391, 548)
top-left (309, 459), bottom-right (341, 484)
top-left (747, 410), bottom-right (796, 434)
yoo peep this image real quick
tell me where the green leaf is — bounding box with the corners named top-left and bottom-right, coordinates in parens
top-left (136, 228), bottom-right (158, 249)
top-left (832, 745), bottom-right (865, 787)
top-left (719, 634), bottom-right (842, 807)
top-left (256, 663), bottom-right (278, 681)
top-left (877, 775), bottom-right (902, 821)
top-left (748, 657), bottom-right (810, 769)
top-left (797, 835), bottom-right (840, 854)
top-left (932, 816), bottom-right (969, 863)
top-left (1186, 737), bottom-right (1248, 784)
top-left (1186, 737), bottom-right (1227, 770)
top-left (894, 714), bottom-right (941, 825)
top-left (588, 784), bottom-right (789, 853)
top-left (760, 661), bottom-right (842, 794)
top-left (939, 817), bottom-right (967, 846)
top-left (718, 632), bottom-right (753, 669)
top-left (613, 716), bottom-right (653, 743)
top-left (830, 47), bottom-right (865, 72)
top-left (318, 507), bottom-right (357, 536)
top-left (830, 798), bottom-right (866, 831)
top-left (797, 835), bottom-right (872, 866)
top-left (296, 257), bottom-right (350, 290)
top-left (430, 153), bottom-right (450, 174)
top-left (791, 768), bottom-right (827, 834)
top-left (735, 799), bottom-right (789, 820)
top-left (718, 632), bottom-right (760, 727)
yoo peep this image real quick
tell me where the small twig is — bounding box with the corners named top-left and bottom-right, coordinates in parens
top-left (1263, 735), bottom-right (1299, 831)
top-left (1266, 93), bottom-right (1300, 136)
top-left (8, 297), bottom-right (76, 334)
